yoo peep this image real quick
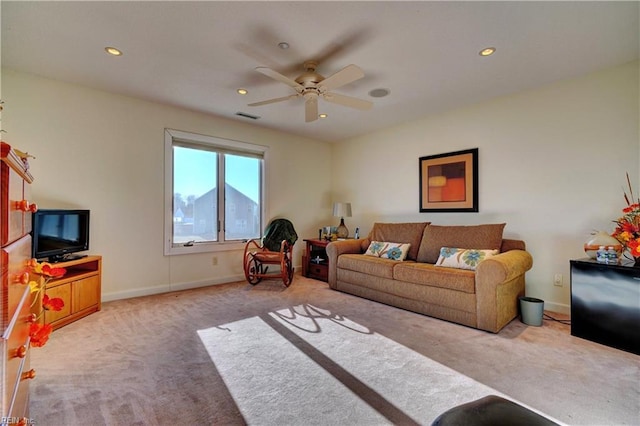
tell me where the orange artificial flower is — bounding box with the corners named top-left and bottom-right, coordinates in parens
top-left (612, 173), bottom-right (640, 261)
top-left (28, 281), bottom-right (40, 294)
top-left (27, 260), bottom-right (67, 348)
top-left (42, 294), bottom-right (65, 311)
top-left (628, 239), bottom-right (640, 257)
top-left (32, 261), bottom-right (47, 274)
top-left (40, 263), bottom-right (67, 279)
top-left (623, 203), bottom-right (640, 214)
top-left (29, 323), bottom-right (53, 348)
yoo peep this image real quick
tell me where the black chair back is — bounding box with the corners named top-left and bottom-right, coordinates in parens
top-left (262, 218), bottom-right (298, 252)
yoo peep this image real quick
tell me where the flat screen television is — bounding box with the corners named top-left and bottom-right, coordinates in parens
top-left (31, 209), bottom-right (90, 262)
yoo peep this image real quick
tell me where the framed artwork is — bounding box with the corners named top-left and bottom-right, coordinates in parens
top-left (419, 148), bottom-right (478, 212)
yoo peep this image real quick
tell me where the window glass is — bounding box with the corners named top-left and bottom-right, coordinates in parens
top-left (173, 146), bottom-right (217, 244)
top-left (165, 129), bottom-right (266, 255)
top-left (224, 154), bottom-right (261, 241)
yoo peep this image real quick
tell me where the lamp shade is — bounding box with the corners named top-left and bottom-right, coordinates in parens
top-left (332, 202), bottom-right (352, 218)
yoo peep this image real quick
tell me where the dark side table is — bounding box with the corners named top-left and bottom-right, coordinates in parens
top-left (302, 239), bottom-right (330, 282)
top-left (570, 258), bottom-right (640, 355)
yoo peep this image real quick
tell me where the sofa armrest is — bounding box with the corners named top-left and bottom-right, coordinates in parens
top-left (477, 250), bottom-right (533, 283)
top-left (326, 239), bottom-right (366, 289)
top-left (475, 250), bottom-right (534, 332)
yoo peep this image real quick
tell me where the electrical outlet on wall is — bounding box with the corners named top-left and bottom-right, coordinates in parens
top-left (212, 256), bottom-right (218, 266)
top-left (554, 273), bottom-right (563, 287)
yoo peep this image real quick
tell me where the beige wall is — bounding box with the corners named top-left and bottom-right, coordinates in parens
top-left (331, 61), bottom-right (639, 313)
top-left (2, 69), bottom-right (332, 301)
top-left (4, 61), bottom-right (638, 313)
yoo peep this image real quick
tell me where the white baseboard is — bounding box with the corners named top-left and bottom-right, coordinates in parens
top-left (544, 301), bottom-right (570, 316)
top-left (102, 274), bottom-right (246, 303)
top-left (101, 262), bottom-right (304, 303)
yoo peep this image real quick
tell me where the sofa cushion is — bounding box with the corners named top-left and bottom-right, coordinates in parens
top-left (337, 254), bottom-right (400, 279)
top-left (367, 222), bottom-right (430, 260)
top-left (393, 262), bottom-right (476, 294)
top-left (501, 239), bottom-right (526, 252)
top-left (417, 223), bottom-right (506, 264)
top-left (435, 247), bottom-right (499, 270)
top-left (364, 241), bottom-right (411, 261)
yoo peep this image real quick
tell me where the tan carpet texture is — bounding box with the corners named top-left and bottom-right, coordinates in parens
top-left (30, 274), bottom-right (639, 425)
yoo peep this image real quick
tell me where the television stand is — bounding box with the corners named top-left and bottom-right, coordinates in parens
top-left (41, 255), bottom-right (102, 330)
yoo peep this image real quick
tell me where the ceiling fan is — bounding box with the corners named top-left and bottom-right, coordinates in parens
top-left (248, 60), bottom-right (373, 122)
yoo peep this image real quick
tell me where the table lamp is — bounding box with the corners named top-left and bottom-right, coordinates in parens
top-left (333, 202), bottom-right (352, 238)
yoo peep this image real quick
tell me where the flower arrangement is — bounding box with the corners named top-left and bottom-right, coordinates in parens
top-left (612, 173), bottom-right (640, 263)
top-left (27, 260), bottom-right (66, 347)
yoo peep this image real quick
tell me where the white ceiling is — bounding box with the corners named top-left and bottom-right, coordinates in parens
top-left (2, 1), bottom-right (638, 143)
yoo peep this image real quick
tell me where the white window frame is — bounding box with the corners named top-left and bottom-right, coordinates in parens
top-left (164, 128), bottom-right (268, 255)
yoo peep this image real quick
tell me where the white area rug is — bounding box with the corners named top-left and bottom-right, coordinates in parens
top-left (198, 304), bottom-right (553, 425)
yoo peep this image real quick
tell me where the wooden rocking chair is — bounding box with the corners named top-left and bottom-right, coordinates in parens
top-left (243, 218), bottom-right (298, 287)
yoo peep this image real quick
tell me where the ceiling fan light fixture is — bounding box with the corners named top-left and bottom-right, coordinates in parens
top-left (479, 47), bottom-right (496, 57)
top-left (237, 88), bottom-right (248, 95)
top-left (104, 46), bottom-right (123, 56)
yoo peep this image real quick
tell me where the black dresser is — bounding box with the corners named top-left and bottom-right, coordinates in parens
top-left (570, 258), bottom-right (640, 355)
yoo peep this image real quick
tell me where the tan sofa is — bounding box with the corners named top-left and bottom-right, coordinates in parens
top-left (326, 222), bottom-right (533, 333)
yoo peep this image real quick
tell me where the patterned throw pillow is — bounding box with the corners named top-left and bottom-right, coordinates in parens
top-left (416, 223), bottom-right (506, 264)
top-left (435, 247), bottom-right (499, 270)
top-left (364, 241), bottom-right (411, 261)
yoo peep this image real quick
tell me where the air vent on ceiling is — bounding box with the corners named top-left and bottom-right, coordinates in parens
top-left (368, 88), bottom-right (390, 98)
top-left (236, 112), bottom-right (260, 120)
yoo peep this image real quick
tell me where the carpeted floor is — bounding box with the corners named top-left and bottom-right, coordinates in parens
top-left (30, 274), bottom-right (639, 425)
top-left (198, 305), bottom-right (510, 425)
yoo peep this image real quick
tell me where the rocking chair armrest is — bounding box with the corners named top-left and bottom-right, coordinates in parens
top-left (243, 238), bottom-right (262, 256)
top-left (280, 239), bottom-right (295, 254)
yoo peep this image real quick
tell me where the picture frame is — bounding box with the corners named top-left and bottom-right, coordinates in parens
top-left (419, 148), bottom-right (478, 212)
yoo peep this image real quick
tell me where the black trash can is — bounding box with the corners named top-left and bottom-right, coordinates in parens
top-left (519, 296), bottom-right (544, 326)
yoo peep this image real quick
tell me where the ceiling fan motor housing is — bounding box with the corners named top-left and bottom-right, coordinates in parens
top-left (295, 74), bottom-right (324, 89)
top-left (294, 60), bottom-right (325, 89)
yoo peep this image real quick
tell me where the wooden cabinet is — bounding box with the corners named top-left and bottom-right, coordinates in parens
top-left (43, 256), bottom-right (102, 330)
top-left (1, 142), bottom-right (36, 422)
top-left (302, 239), bottom-right (330, 282)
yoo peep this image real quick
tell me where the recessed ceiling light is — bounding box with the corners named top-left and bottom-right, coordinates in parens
top-left (319, 113), bottom-right (328, 119)
top-left (104, 46), bottom-right (123, 56)
top-left (278, 42), bottom-right (290, 50)
top-left (368, 88), bottom-right (390, 98)
top-left (237, 88), bottom-right (248, 95)
top-left (479, 47), bottom-right (496, 57)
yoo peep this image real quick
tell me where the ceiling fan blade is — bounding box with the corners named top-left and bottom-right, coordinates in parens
top-left (305, 96), bottom-right (318, 122)
top-left (317, 64), bottom-right (365, 92)
top-left (313, 28), bottom-right (372, 66)
top-left (248, 94), bottom-right (299, 107)
top-left (234, 43), bottom-right (284, 73)
top-left (323, 92), bottom-right (373, 111)
top-left (255, 67), bottom-right (303, 90)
